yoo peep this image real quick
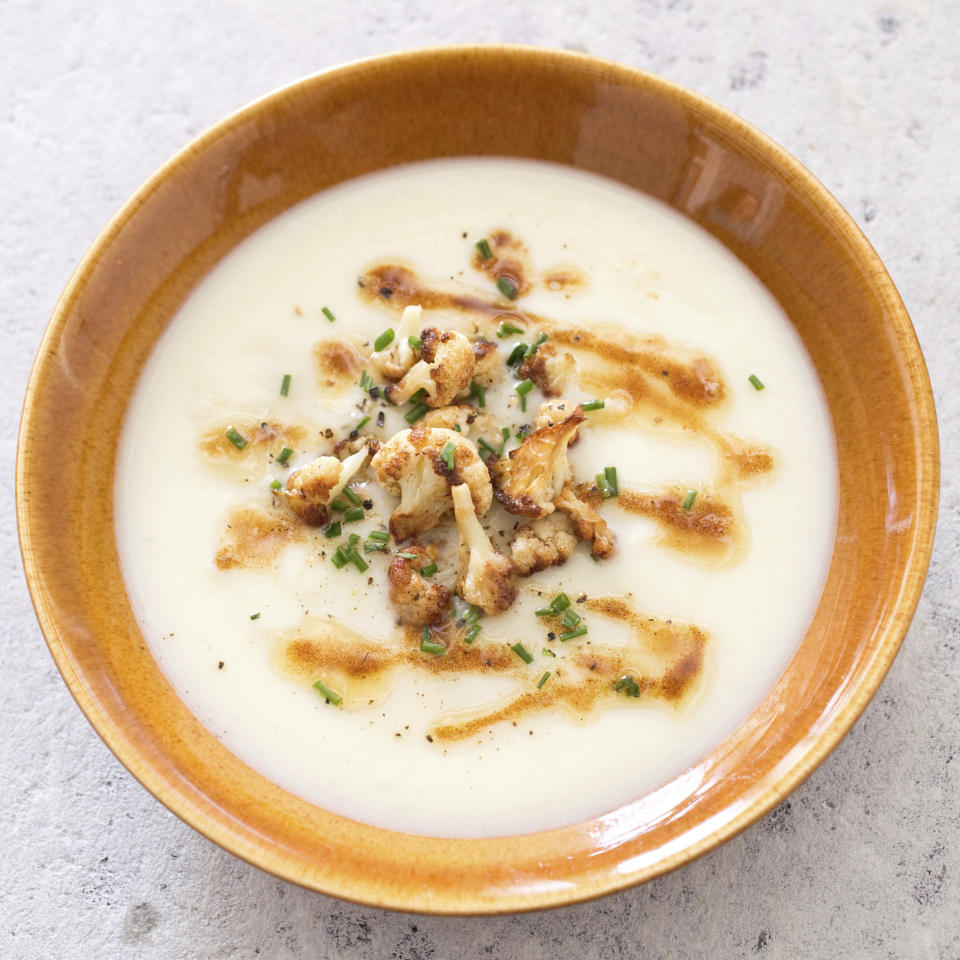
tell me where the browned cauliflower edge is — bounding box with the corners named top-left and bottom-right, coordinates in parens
top-left (510, 514), bottom-right (579, 576)
top-left (280, 443), bottom-right (371, 526)
top-left (387, 543), bottom-right (451, 627)
top-left (555, 482), bottom-right (617, 558)
top-left (385, 328), bottom-right (475, 407)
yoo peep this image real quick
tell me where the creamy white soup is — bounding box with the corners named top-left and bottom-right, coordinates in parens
top-left (115, 158), bottom-right (837, 838)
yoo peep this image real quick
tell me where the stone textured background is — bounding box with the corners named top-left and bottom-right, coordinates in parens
top-left (3, 1), bottom-right (957, 957)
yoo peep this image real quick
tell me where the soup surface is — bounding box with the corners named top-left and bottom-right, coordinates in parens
top-left (115, 158), bottom-right (837, 837)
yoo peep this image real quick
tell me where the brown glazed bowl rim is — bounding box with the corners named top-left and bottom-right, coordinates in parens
top-left (17, 45), bottom-right (939, 913)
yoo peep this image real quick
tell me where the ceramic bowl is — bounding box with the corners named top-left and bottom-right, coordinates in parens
top-left (17, 46), bottom-right (938, 913)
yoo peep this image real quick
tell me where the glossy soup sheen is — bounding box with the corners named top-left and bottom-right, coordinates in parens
top-left (115, 158), bottom-right (838, 838)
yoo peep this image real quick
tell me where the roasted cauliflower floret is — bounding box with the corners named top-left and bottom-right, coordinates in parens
top-left (280, 444), bottom-right (370, 526)
top-left (510, 514), bottom-right (578, 576)
top-left (387, 542), bottom-right (451, 627)
top-left (534, 398), bottom-right (579, 432)
top-left (555, 482), bottom-right (617, 558)
top-left (370, 304), bottom-right (423, 381)
top-left (469, 339), bottom-right (503, 389)
top-left (385, 327), bottom-right (475, 407)
top-left (517, 341), bottom-right (576, 397)
top-left (451, 483), bottom-right (516, 615)
top-left (421, 403), bottom-right (500, 437)
top-left (489, 405), bottom-right (585, 518)
top-left (371, 426), bottom-right (492, 539)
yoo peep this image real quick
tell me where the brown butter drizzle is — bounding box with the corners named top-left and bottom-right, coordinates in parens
top-left (215, 505), bottom-right (302, 570)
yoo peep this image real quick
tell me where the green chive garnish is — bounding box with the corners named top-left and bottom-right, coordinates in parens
top-left (347, 533), bottom-right (360, 547)
top-left (397, 551), bottom-right (419, 560)
top-left (330, 499), bottom-right (348, 512)
top-left (355, 415), bottom-right (371, 430)
top-left (346, 547), bottom-right (368, 571)
top-left (269, 478), bottom-right (283, 491)
top-left (440, 441), bottom-right (456, 471)
top-left (542, 648), bottom-right (556, 657)
top-left (614, 675), bottom-right (642, 698)
top-left (748, 374), bottom-right (765, 391)
top-left (332, 547), bottom-right (348, 569)
top-left (604, 466), bottom-right (619, 496)
top-left (464, 623), bottom-right (481, 644)
top-left (477, 437), bottom-right (500, 458)
top-left (596, 473), bottom-right (613, 498)
top-left (497, 427), bottom-right (510, 457)
top-left (476, 238), bottom-right (493, 260)
top-left (374, 328), bottom-right (395, 352)
top-left (363, 541), bottom-right (387, 553)
top-left (524, 333), bottom-right (548, 358)
top-left (496, 276), bottom-right (518, 300)
top-left (469, 380), bottom-right (486, 407)
top-left (582, 399), bottom-right (605, 412)
top-left (368, 530), bottom-right (389, 542)
top-left (537, 671), bottom-right (551, 689)
top-left (464, 605), bottom-right (483, 624)
top-left (561, 609), bottom-right (582, 629)
top-left (410, 388), bottom-right (428, 404)
top-left (280, 373), bottom-right (292, 396)
top-left (682, 489), bottom-right (697, 511)
top-left (497, 320), bottom-right (525, 338)
top-left (276, 446), bottom-right (294, 465)
top-left (404, 402), bottom-right (430, 423)
top-left (506, 343), bottom-right (527, 366)
top-left (359, 370), bottom-right (374, 392)
top-left (250, 612), bottom-right (261, 621)
top-left (420, 631), bottom-right (446, 656)
top-left (515, 378), bottom-right (535, 412)
top-left (344, 507), bottom-right (364, 523)
top-left (511, 642), bottom-right (534, 664)
top-left (343, 486), bottom-right (362, 506)
top-left (559, 625), bottom-right (588, 642)
top-left (313, 678), bottom-right (342, 705)
top-left (408, 335), bottom-right (423, 351)
top-left (322, 306), bottom-right (336, 323)
top-left (324, 522), bottom-right (341, 539)
top-left (225, 427), bottom-right (248, 451)
top-left (419, 562), bottom-right (438, 577)
top-left (535, 592), bottom-right (571, 617)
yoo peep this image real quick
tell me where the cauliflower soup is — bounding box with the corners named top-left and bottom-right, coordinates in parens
top-left (115, 158), bottom-right (837, 838)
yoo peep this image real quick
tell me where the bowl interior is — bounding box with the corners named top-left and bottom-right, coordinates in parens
top-left (17, 47), bottom-right (938, 913)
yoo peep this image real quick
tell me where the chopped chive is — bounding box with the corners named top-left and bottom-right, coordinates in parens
top-left (511, 642), bottom-right (534, 664)
top-left (397, 551), bottom-right (419, 560)
top-left (464, 605), bottom-right (483, 624)
top-left (506, 343), bottom-right (528, 366)
top-left (561, 609), bottom-right (582, 630)
top-left (477, 437), bottom-right (500, 458)
top-left (476, 238), bottom-right (493, 260)
top-left (359, 370), bottom-right (374, 391)
top-left (363, 540), bottom-right (387, 553)
top-left (440, 441), bottom-right (456, 471)
top-left (404, 402), bottom-right (430, 423)
top-left (541, 648), bottom-right (556, 657)
top-left (322, 305), bottom-right (336, 323)
top-left (469, 380), bottom-right (486, 407)
top-left (454, 424), bottom-right (462, 432)
top-left (342, 486), bottom-right (362, 506)
top-left (347, 533), bottom-right (360, 547)
top-left (346, 547), bottom-right (368, 571)
top-left (748, 374), bottom-right (765, 391)
top-left (410, 387), bottom-right (428, 404)
top-left (515, 379), bottom-right (535, 413)
top-left (582, 398), bottom-right (605, 412)
top-left (367, 530), bottom-right (389, 542)
top-left (497, 426), bottom-right (510, 457)
top-left (330, 499), bottom-right (348, 512)
top-left (355, 415), bottom-right (371, 430)
top-left (420, 635), bottom-right (446, 656)
top-left (516, 425), bottom-right (531, 441)
top-left (497, 320), bottom-right (525, 338)
top-left (225, 426), bottom-right (248, 451)
top-left (275, 446), bottom-right (294, 465)
top-left (559, 625), bottom-right (588, 642)
top-left (331, 547), bottom-right (348, 569)
top-left (496, 276), bottom-right (518, 300)
top-left (596, 473), bottom-right (613, 498)
top-left (249, 612), bottom-right (261, 621)
top-left (524, 333), bottom-right (548, 358)
top-left (374, 328), bottom-right (395, 352)
top-left (280, 373), bottom-right (292, 396)
top-left (682, 489), bottom-right (697, 511)
top-left (419, 562), bottom-right (438, 577)
top-left (269, 478), bottom-right (283, 491)
top-left (324, 521), bottom-right (342, 539)
top-left (535, 606), bottom-right (554, 617)
top-left (463, 623), bottom-right (481, 644)
top-left (537, 671), bottom-right (551, 689)
top-left (344, 507), bottom-right (365, 523)
top-left (551, 593), bottom-right (571, 613)
top-left (408, 335), bottom-right (423, 351)
top-left (313, 678), bottom-right (343, 705)
top-left (604, 466), bottom-right (619, 497)
top-left (614, 675), bottom-right (642, 698)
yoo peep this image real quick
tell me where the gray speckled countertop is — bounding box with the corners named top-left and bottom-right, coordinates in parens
top-left (3, 2), bottom-right (957, 957)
